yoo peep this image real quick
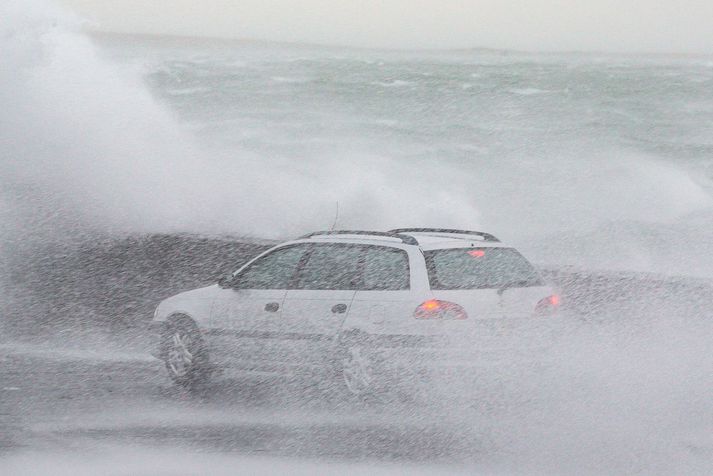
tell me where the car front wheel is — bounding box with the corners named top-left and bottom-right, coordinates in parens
top-left (162, 320), bottom-right (210, 389)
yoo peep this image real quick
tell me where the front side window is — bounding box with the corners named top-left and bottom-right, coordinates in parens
top-left (424, 247), bottom-right (543, 290)
top-left (234, 245), bottom-right (309, 289)
top-left (295, 244), bottom-right (363, 290)
top-left (361, 246), bottom-right (410, 290)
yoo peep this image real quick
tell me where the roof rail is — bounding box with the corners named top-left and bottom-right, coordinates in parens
top-left (388, 228), bottom-right (500, 243)
top-left (299, 230), bottom-right (419, 246)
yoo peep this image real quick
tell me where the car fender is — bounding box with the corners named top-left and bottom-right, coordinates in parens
top-left (153, 284), bottom-right (219, 329)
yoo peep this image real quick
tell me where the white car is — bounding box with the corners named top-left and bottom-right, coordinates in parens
top-left (150, 229), bottom-right (560, 395)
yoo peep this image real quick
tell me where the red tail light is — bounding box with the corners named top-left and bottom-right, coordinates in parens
top-left (414, 300), bottom-right (468, 320)
top-left (535, 294), bottom-right (561, 315)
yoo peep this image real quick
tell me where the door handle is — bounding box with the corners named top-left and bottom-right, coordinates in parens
top-left (331, 303), bottom-right (348, 314)
top-left (264, 302), bottom-right (280, 312)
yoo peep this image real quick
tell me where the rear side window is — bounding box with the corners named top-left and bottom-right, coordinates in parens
top-left (361, 246), bottom-right (410, 290)
top-left (424, 247), bottom-right (543, 290)
top-left (295, 244), bottom-right (363, 290)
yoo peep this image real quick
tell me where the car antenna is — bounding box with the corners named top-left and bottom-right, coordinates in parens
top-left (330, 201), bottom-right (339, 231)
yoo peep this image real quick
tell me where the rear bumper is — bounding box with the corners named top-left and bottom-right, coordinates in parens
top-left (348, 318), bottom-right (562, 373)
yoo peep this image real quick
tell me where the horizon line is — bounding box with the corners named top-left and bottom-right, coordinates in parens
top-left (88, 30), bottom-right (713, 59)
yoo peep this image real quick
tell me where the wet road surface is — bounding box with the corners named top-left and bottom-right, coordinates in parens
top-left (0, 343), bottom-right (498, 474)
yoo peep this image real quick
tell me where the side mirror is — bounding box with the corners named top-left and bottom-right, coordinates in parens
top-left (217, 275), bottom-right (232, 289)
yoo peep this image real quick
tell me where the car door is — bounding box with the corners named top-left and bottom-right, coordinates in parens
top-left (279, 243), bottom-right (363, 369)
top-left (208, 244), bottom-right (310, 369)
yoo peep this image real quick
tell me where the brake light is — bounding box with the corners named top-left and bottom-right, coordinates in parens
top-left (535, 295), bottom-right (561, 314)
top-left (414, 300), bottom-right (468, 320)
top-left (467, 249), bottom-right (485, 258)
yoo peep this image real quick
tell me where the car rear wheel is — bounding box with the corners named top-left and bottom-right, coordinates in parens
top-left (340, 346), bottom-right (376, 397)
top-left (163, 320), bottom-right (210, 389)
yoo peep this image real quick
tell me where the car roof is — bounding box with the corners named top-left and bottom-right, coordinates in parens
top-left (293, 230), bottom-right (510, 251)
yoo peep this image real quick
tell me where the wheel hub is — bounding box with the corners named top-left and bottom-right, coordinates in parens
top-left (342, 347), bottom-right (373, 395)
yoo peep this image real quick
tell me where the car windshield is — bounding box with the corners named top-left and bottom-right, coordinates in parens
top-left (424, 247), bottom-right (543, 290)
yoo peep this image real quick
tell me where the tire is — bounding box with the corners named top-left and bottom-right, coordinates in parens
top-left (337, 345), bottom-right (378, 398)
top-left (334, 344), bottom-right (421, 405)
top-left (162, 318), bottom-right (211, 389)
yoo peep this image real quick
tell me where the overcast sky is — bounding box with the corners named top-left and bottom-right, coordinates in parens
top-left (61, 0), bottom-right (713, 54)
